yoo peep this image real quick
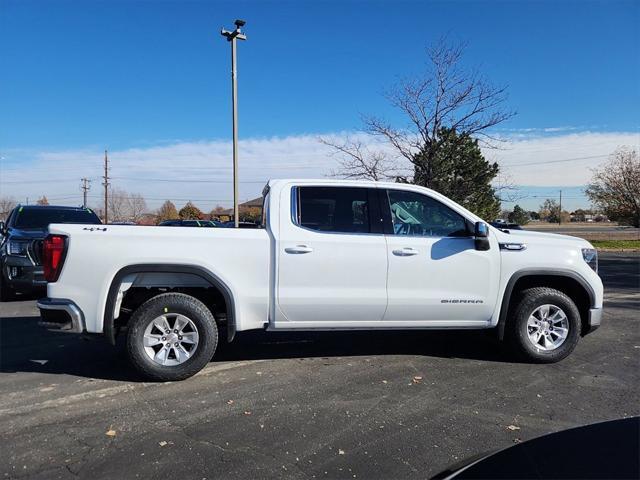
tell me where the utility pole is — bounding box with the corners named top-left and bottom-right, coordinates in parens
top-left (102, 150), bottom-right (110, 224)
top-left (558, 190), bottom-right (562, 226)
top-left (80, 178), bottom-right (91, 208)
top-left (221, 19), bottom-right (247, 228)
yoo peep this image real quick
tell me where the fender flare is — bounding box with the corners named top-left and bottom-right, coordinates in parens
top-left (103, 264), bottom-right (236, 345)
top-left (497, 268), bottom-right (596, 340)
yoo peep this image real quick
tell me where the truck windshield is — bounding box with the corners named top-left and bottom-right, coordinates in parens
top-left (13, 208), bottom-right (102, 230)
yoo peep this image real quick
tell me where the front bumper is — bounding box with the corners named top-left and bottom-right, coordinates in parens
top-left (584, 307), bottom-right (602, 335)
top-left (2, 254), bottom-right (46, 290)
top-left (37, 298), bottom-right (86, 333)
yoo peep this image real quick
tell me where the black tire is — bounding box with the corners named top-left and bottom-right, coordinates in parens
top-left (126, 293), bottom-right (218, 381)
top-left (0, 276), bottom-right (14, 302)
top-left (506, 287), bottom-right (581, 363)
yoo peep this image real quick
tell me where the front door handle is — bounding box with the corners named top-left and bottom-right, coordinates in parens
top-left (285, 245), bottom-right (314, 254)
top-left (392, 247), bottom-right (419, 257)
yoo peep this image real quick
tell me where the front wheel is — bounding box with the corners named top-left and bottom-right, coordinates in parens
top-left (506, 287), bottom-right (581, 363)
top-left (126, 293), bottom-right (218, 381)
top-left (0, 276), bottom-right (15, 302)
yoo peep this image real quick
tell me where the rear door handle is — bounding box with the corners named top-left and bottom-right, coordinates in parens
top-left (392, 247), bottom-right (419, 257)
top-left (285, 245), bottom-right (314, 254)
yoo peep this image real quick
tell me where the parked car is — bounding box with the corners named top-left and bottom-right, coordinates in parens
top-left (433, 417), bottom-right (639, 479)
top-left (37, 179), bottom-right (602, 381)
top-left (158, 220), bottom-right (221, 227)
top-left (221, 221), bottom-right (260, 228)
top-left (490, 221), bottom-right (523, 230)
top-left (0, 205), bottom-right (102, 300)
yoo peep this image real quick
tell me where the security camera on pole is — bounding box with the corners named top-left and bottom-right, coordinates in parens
top-left (221, 19), bottom-right (246, 228)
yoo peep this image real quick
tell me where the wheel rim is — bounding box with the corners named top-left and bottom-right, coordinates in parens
top-left (526, 304), bottom-right (569, 351)
top-left (143, 313), bottom-right (199, 366)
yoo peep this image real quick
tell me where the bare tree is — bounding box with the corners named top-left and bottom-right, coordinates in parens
top-left (0, 196), bottom-right (17, 221)
top-left (107, 188), bottom-right (129, 222)
top-left (320, 137), bottom-right (400, 181)
top-left (105, 189), bottom-right (148, 223)
top-left (127, 193), bottom-right (147, 223)
top-left (586, 147), bottom-right (640, 227)
top-left (322, 38), bottom-right (515, 187)
top-left (36, 196), bottom-right (49, 205)
top-left (157, 200), bottom-right (179, 222)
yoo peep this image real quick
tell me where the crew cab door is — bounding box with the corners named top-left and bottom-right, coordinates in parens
top-left (274, 185), bottom-right (388, 325)
top-left (381, 188), bottom-right (500, 323)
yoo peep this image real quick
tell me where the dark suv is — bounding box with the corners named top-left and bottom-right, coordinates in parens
top-left (0, 205), bottom-right (102, 300)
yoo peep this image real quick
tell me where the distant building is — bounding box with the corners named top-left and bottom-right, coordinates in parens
top-left (215, 197), bottom-right (263, 222)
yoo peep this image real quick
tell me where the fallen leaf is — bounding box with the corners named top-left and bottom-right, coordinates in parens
top-left (105, 429), bottom-right (116, 437)
top-left (412, 376), bottom-right (423, 384)
top-left (507, 425), bottom-right (521, 431)
top-left (159, 441), bottom-right (168, 447)
top-left (382, 380), bottom-right (388, 384)
top-left (244, 411), bottom-right (252, 415)
top-left (227, 400), bottom-right (234, 405)
top-left (338, 449), bottom-right (345, 455)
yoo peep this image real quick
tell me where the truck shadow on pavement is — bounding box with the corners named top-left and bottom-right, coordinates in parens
top-left (0, 313), bottom-right (508, 382)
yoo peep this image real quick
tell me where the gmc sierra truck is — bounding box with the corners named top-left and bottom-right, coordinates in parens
top-left (37, 180), bottom-right (603, 381)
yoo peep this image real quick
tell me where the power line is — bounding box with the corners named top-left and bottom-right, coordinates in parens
top-left (503, 154), bottom-right (608, 167)
top-left (109, 176), bottom-right (266, 184)
top-left (0, 176), bottom-right (265, 185)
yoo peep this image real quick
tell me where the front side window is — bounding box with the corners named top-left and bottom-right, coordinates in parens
top-left (386, 189), bottom-right (469, 237)
top-left (297, 186), bottom-right (370, 233)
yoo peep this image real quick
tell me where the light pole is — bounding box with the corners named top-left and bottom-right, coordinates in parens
top-left (221, 19), bottom-right (246, 228)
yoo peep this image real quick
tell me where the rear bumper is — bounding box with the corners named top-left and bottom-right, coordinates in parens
top-left (37, 298), bottom-right (86, 333)
top-left (584, 307), bottom-right (602, 335)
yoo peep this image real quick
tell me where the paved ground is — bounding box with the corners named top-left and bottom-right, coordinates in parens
top-left (1, 253), bottom-right (638, 479)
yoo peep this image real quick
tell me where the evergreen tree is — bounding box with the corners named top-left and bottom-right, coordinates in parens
top-left (412, 128), bottom-right (501, 220)
top-left (508, 205), bottom-right (530, 225)
top-left (179, 201), bottom-right (203, 220)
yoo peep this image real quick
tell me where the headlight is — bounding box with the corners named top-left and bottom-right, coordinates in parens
top-left (582, 248), bottom-right (598, 273)
top-left (8, 240), bottom-right (29, 256)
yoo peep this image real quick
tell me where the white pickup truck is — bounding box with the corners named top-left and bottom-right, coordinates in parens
top-left (37, 179), bottom-right (603, 381)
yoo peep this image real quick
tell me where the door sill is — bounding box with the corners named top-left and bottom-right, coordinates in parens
top-left (267, 320), bottom-right (491, 331)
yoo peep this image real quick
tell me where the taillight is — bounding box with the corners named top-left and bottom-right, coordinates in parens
top-left (43, 235), bottom-right (67, 282)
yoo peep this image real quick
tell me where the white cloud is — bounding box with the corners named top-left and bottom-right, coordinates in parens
top-left (488, 131), bottom-right (640, 186)
top-left (1, 130), bottom-right (638, 211)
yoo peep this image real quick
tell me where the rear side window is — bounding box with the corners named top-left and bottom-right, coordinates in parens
top-left (296, 187), bottom-right (371, 234)
top-left (13, 208), bottom-right (102, 229)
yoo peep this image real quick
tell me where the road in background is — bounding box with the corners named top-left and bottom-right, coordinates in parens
top-left (0, 253), bottom-right (638, 479)
top-left (523, 223), bottom-right (640, 241)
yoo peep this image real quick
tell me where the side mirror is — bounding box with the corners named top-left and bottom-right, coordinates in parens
top-left (474, 221), bottom-right (490, 251)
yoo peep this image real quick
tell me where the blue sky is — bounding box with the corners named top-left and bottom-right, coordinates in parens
top-left (1, 0), bottom-right (639, 211)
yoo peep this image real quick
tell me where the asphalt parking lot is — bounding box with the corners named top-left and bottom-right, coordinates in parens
top-left (1, 253), bottom-right (638, 479)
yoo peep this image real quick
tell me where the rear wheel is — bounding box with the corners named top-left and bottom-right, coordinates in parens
top-left (126, 293), bottom-right (218, 381)
top-left (506, 287), bottom-right (581, 363)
